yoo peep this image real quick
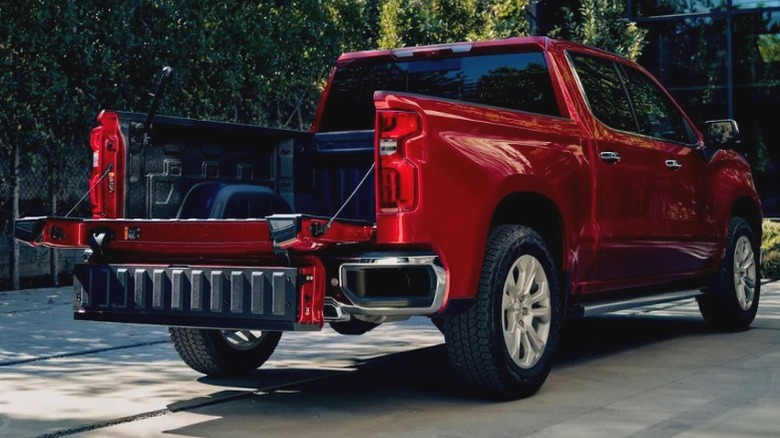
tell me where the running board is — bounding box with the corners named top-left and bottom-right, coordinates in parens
top-left (574, 290), bottom-right (703, 317)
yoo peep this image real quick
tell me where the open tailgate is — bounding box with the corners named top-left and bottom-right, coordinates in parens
top-left (14, 215), bottom-right (374, 330)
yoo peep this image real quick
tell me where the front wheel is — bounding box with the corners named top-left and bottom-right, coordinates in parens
top-left (697, 217), bottom-right (760, 331)
top-left (169, 327), bottom-right (281, 377)
top-left (442, 225), bottom-right (562, 399)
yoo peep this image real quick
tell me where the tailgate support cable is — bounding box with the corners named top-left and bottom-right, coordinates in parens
top-left (313, 163), bottom-right (375, 237)
top-left (64, 164), bottom-right (113, 218)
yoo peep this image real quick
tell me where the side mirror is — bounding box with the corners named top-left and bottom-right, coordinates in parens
top-left (704, 119), bottom-right (741, 150)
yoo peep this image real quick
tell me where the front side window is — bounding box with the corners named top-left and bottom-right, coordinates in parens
top-left (320, 51), bottom-right (561, 132)
top-left (568, 53), bottom-right (637, 133)
top-left (623, 66), bottom-right (698, 144)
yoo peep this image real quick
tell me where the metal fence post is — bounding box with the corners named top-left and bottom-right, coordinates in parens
top-left (11, 139), bottom-right (20, 290)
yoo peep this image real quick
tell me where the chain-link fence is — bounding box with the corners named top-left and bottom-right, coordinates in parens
top-left (0, 142), bottom-right (91, 290)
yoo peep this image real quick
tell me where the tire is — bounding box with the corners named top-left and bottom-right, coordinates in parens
top-left (442, 225), bottom-right (563, 400)
top-left (697, 217), bottom-right (760, 331)
top-left (169, 327), bottom-right (281, 377)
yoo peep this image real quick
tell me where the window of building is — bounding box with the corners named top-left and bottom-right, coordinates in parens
top-left (320, 51), bottom-right (561, 132)
top-left (634, 0), bottom-right (722, 17)
top-left (733, 1), bottom-right (780, 9)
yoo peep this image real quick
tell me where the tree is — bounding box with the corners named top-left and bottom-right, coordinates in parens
top-left (378, 0), bottom-right (536, 49)
top-left (552, 0), bottom-right (647, 61)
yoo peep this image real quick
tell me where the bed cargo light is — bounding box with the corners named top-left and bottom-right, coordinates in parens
top-left (376, 110), bottom-right (421, 211)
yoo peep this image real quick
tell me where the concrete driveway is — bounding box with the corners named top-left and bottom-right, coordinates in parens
top-left (1, 283), bottom-right (779, 437)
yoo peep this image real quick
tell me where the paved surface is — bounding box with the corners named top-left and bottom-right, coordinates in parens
top-left (1, 283), bottom-right (779, 437)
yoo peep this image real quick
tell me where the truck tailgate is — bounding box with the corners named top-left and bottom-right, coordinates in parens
top-left (15, 214), bottom-right (374, 330)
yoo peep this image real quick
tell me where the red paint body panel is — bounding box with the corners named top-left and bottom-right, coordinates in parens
top-left (373, 92), bottom-right (591, 301)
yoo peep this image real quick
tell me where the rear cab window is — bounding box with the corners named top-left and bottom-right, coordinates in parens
top-left (320, 51), bottom-right (562, 132)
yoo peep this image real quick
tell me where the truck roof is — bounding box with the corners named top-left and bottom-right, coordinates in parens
top-left (335, 36), bottom-right (621, 63)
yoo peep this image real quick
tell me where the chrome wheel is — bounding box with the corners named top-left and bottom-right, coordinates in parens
top-left (501, 255), bottom-right (551, 369)
top-left (220, 330), bottom-right (267, 351)
top-left (733, 235), bottom-right (757, 311)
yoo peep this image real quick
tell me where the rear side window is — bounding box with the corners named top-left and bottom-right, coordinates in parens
top-left (320, 51), bottom-right (561, 132)
top-left (568, 53), bottom-right (637, 133)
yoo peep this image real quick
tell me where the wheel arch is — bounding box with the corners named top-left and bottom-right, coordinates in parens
top-left (731, 196), bottom-right (762, 241)
top-left (490, 192), bottom-right (566, 272)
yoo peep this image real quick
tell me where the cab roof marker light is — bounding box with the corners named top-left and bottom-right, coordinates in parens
top-left (450, 44), bottom-right (472, 53)
top-left (393, 49), bottom-right (414, 58)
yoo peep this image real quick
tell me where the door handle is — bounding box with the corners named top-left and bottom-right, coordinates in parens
top-left (600, 151), bottom-right (621, 163)
top-left (665, 159), bottom-right (682, 170)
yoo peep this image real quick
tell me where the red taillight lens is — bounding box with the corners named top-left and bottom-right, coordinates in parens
top-left (376, 111), bottom-right (421, 211)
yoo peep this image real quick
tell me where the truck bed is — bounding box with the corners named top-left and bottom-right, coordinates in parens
top-left (114, 112), bottom-right (375, 222)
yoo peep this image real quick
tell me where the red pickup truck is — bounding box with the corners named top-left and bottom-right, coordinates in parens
top-left (15, 37), bottom-right (761, 399)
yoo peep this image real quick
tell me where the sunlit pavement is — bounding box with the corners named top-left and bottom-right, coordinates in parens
top-left (1, 283), bottom-right (779, 438)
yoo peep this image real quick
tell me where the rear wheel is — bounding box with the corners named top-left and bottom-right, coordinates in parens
top-left (442, 225), bottom-right (562, 399)
top-left (697, 217), bottom-right (760, 331)
top-left (169, 327), bottom-right (281, 376)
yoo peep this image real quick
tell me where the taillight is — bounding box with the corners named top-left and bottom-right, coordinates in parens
top-left (376, 111), bottom-right (421, 211)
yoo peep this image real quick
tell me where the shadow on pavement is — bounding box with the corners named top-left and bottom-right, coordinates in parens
top-left (163, 314), bottom-right (715, 437)
top-left (556, 313), bottom-right (710, 366)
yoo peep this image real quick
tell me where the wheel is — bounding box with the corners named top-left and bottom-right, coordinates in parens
top-left (442, 225), bottom-right (562, 399)
top-left (329, 317), bottom-right (379, 335)
top-left (169, 327), bottom-right (281, 376)
top-left (697, 217), bottom-right (760, 331)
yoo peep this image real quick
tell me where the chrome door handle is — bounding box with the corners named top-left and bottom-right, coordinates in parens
top-left (600, 151), bottom-right (621, 163)
top-left (665, 159), bottom-right (682, 170)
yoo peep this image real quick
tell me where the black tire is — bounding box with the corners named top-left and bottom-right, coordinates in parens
top-left (329, 318), bottom-right (379, 335)
top-left (169, 327), bottom-right (281, 377)
top-left (442, 225), bottom-right (563, 400)
top-left (697, 217), bottom-right (760, 331)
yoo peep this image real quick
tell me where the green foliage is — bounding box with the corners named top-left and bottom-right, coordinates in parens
top-left (761, 220), bottom-right (780, 281)
top-left (552, 0), bottom-right (647, 60)
top-left (378, 0), bottom-right (535, 49)
top-left (0, 1), bottom-right (377, 157)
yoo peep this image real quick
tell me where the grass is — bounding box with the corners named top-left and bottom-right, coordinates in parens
top-left (762, 220), bottom-right (780, 281)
